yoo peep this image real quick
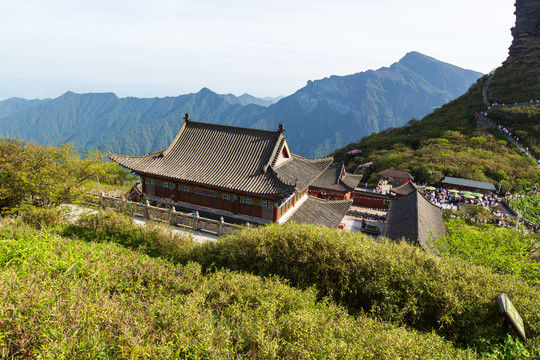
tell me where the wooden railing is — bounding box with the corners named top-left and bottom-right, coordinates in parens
top-left (87, 194), bottom-right (241, 237)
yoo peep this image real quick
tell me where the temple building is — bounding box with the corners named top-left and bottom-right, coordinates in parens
top-left (383, 189), bottom-right (445, 254)
top-left (390, 181), bottom-right (424, 198)
top-left (378, 169), bottom-right (414, 184)
top-left (309, 162), bottom-right (363, 200)
top-left (109, 115), bottom-right (351, 226)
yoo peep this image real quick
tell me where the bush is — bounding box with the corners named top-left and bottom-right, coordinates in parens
top-left (510, 194), bottom-right (540, 224)
top-left (0, 222), bottom-right (474, 359)
top-left (29, 210), bottom-right (540, 355)
top-left (17, 205), bottom-right (69, 229)
top-left (436, 218), bottom-right (540, 281)
top-left (458, 204), bottom-right (494, 223)
top-left (192, 222), bottom-right (540, 349)
top-left (62, 209), bottom-right (197, 261)
top-left (0, 138), bottom-right (105, 211)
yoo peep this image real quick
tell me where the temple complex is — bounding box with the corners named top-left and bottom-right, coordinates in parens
top-left (110, 115), bottom-right (354, 226)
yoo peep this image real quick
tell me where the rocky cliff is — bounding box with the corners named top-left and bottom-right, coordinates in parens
top-left (508, 0), bottom-right (540, 58)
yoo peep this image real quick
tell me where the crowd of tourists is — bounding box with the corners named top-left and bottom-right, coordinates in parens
top-left (426, 187), bottom-right (497, 210)
top-left (477, 101), bottom-right (539, 162)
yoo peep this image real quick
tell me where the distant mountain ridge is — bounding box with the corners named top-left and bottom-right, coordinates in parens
top-left (0, 97), bottom-right (50, 118)
top-left (0, 52), bottom-right (482, 157)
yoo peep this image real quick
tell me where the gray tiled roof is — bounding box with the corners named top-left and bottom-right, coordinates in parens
top-left (391, 181), bottom-right (419, 195)
top-left (109, 120), bottom-right (331, 197)
top-left (274, 155), bottom-right (334, 191)
top-left (383, 190), bottom-right (445, 253)
top-left (441, 176), bottom-right (496, 191)
top-left (311, 162), bottom-right (363, 192)
top-left (378, 169), bottom-right (414, 180)
top-left (288, 196), bottom-right (353, 228)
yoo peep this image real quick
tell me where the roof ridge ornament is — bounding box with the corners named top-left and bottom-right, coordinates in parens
top-left (184, 113), bottom-right (190, 122)
top-left (278, 123), bottom-right (285, 134)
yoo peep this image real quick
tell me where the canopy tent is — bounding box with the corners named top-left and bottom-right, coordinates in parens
top-left (441, 176), bottom-right (496, 191)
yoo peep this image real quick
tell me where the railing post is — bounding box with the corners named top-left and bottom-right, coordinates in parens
top-left (219, 216), bottom-right (224, 235)
top-left (144, 199), bottom-right (150, 220)
top-left (170, 205), bottom-right (176, 226)
top-left (100, 192), bottom-right (105, 210)
top-left (194, 211), bottom-right (200, 230)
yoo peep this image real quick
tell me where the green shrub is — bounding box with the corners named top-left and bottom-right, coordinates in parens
top-left (458, 204), bottom-right (494, 223)
top-left (192, 222), bottom-right (540, 349)
top-left (32, 210), bottom-right (540, 354)
top-left (510, 194), bottom-right (540, 224)
top-left (436, 218), bottom-right (540, 281)
top-left (17, 205), bottom-right (69, 229)
top-left (62, 209), bottom-right (197, 261)
top-left (0, 222), bottom-right (474, 359)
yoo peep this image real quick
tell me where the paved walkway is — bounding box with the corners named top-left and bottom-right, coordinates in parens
top-left (133, 216), bottom-right (218, 242)
top-left (476, 114), bottom-right (539, 165)
top-left (479, 69), bottom-right (539, 166)
top-left (482, 71), bottom-right (495, 106)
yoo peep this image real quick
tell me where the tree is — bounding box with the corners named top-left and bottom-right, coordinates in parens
top-left (104, 162), bottom-right (134, 186)
top-left (0, 138), bottom-right (106, 210)
top-left (470, 136), bottom-right (487, 149)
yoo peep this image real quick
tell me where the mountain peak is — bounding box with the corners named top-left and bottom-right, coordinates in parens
top-left (398, 52), bottom-right (447, 67)
top-left (58, 91), bottom-right (119, 100)
top-left (198, 87), bottom-right (216, 95)
top-left (399, 51), bottom-right (431, 61)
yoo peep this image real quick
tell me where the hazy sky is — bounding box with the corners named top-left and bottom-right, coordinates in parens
top-left (0, 0), bottom-right (516, 100)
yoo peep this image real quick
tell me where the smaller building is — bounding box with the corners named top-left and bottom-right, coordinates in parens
top-left (378, 169), bottom-right (414, 184)
top-left (383, 189), bottom-right (445, 254)
top-left (391, 181), bottom-right (424, 198)
top-left (440, 176), bottom-right (496, 192)
top-left (352, 190), bottom-right (391, 209)
top-left (309, 162), bottom-right (363, 200)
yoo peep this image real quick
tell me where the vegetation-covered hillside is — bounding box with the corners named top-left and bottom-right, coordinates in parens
top-left (487, 41), bottom-right (540, 104)
top-left (333, 58), bottom-right (540, 190)
top-left (488, 105), bottom-right (540, 158)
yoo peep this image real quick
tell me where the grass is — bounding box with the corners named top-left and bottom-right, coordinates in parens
top-left (5, 208), bottom-right (540, 357)
top-left (0, 217), bottom-right (475, 359)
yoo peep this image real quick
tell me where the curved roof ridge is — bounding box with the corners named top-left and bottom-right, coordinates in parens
top-left (268, 165), bottom-right (297, 187)
top-left (161, 120), bottom-right (188, 157)
top-left (290, 153), bottom-right (334, 163)
top-left (187, 119), bottom-right (282, 135)
top-left (265, 134), bottom-right (286, 171)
